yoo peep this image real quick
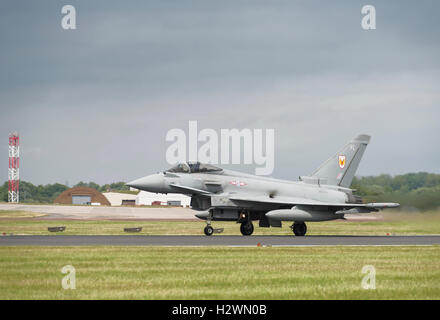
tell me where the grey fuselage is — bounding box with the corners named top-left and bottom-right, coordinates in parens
top-left (128, 169), bottom-right (356, 223)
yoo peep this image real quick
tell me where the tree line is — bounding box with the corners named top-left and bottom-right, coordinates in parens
top-left (0, 172), bottom-right (439, 211)
top-left (351, 172), bottom-right (440, 211)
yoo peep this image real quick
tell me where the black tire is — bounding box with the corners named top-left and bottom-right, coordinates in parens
top-left (240, 222), bottom-right (254, 236)
top-left (293, 222), bottom-right (307, 236)
top-left (204, 226), bottom-right (214, 236)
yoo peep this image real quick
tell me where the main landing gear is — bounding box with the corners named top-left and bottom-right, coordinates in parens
top-left (291, 222), bottom-right (307, 236)
top-left (238, 210), bottom-right (254, 236)
top-left (240, 221), bottom-right (254, 236)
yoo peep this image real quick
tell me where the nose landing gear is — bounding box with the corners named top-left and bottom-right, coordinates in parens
top-left (204, 225), bottom-right (214, 236)
top-left (203, 210), bottom-right (224, 236)
top-left (203, 210), bottom-right (214, 236)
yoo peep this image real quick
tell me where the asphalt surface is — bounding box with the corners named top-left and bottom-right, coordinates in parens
top-left (0, 203), bottom-right (198, 220)
top-left (0, 203), bottom-right (380, 221)
top-left (1, 235), bottom-right (439, 246)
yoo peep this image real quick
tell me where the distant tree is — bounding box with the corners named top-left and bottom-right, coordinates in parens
top-left (8, 181), bottom-right (69, 203)
top-left (99, 184), bottom-right (110, 192)
top-left (87, 182), bottom-right (100, 191)
top-left (352, 172), bottom-right (440, 211)
top-left (74, 181), bottom-right (87, 188)
top-left (74, 181), bottom-right (100, 191)
top-left (72, 181), bottom-right (128, 192)
top-left (109, 182), bottom-right (129, 191)
top-left (0, 182), bottom-right (8, 202)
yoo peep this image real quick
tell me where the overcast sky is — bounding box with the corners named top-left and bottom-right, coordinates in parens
top-left (0, 0), bottom-right (439, 185)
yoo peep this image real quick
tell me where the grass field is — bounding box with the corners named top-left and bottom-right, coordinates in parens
top-left (0, 246), bottom-right (439, 299)
top-left (1, 211), bottom-right (439, 299)
top-left (1, 211), bottom-right (440, 236)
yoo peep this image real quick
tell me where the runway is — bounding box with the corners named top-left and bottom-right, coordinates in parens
top-left (1, 235), bottom-right (439, 246)
top-left (0, 203), bottom-right (381, 221)
top-left (0, 203), bottom-right (198, 220)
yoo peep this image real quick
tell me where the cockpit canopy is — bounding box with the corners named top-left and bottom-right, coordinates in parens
top-left (167, 162), bottom-right (223, 174)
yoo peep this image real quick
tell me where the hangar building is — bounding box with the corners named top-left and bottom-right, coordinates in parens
top-left (101, 191), bottom-right (191, 207)
top-left (102, 192), bottom-right (137, 206)
top-left (136, 191), bottom-right (191, 207)
top-left (54, 186), bottom-right (111, 206)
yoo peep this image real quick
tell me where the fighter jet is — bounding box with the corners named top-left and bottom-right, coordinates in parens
top-left (127, 134), bottom-right (399, 236)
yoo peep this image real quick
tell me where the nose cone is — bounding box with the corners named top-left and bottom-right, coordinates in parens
top-left (126, 173), bottom-right (165, 193)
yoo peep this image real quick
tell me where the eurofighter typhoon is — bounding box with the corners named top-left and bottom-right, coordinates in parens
top-left (127, 135), bottom-right (399, 236)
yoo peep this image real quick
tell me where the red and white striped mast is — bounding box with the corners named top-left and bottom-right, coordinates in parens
top-left (8, 133), bottom-right (19, 203)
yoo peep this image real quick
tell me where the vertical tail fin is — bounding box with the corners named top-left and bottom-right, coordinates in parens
top-left (312, 134), bottom-right (371, 188)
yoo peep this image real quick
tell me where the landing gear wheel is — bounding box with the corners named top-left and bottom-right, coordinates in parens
top-left (240, 222), bottom-right (254, 236)
top-left (204, 225), bottom-right (214, 236)
top-left (292, 222), bottom-right (307, 236)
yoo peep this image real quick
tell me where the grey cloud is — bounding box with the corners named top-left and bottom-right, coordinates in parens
top-left (0, 0), bottom-right (439, 184)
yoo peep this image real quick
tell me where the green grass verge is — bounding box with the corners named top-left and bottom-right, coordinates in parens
top-left (0, 211), bottom-right (439, 235)
top-left (0, 211), bottom-right (47, 219)
top-left (0, 246), bottom-right (439, 299)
